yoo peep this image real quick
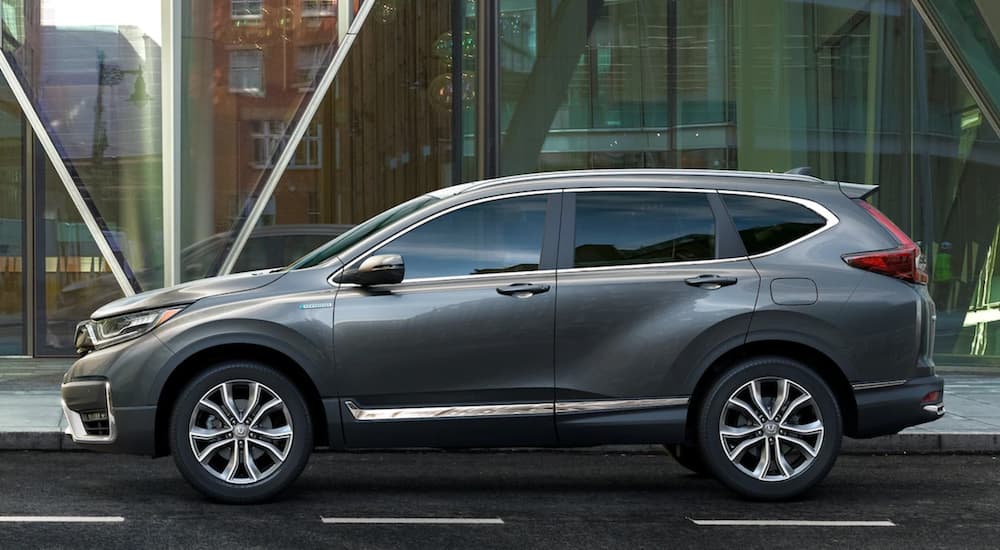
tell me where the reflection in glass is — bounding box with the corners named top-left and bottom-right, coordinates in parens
top-left (233, 0), bottom-right (476, 274)
top-left (180, 0), bottom-right (366, 281)
top-left (36, 148), bottom-right (124, 356)
top-left (1, 0), bottom-right (164, 290)
top-left (0, 79), bottom-right (24, 354)
top-left (495, 0), bottom-right (1000, 365)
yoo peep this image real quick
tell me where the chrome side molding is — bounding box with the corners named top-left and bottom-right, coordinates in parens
top-left (343, 397), bottom-right (688, 421)
top-left (555, 397), bottom-right (688, 414)
top-left (851, 380), bottom-right (907, 391)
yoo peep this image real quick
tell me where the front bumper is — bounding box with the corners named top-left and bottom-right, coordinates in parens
top-left (62, 379), bottom-right (116, 443)
top-left (61, 379), bottom-right (158, 454)
top-left (852, 375), bottom-right (945, 438)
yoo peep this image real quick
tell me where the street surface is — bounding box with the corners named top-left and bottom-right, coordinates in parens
top-left (0, 450), bottom-right (997, 549)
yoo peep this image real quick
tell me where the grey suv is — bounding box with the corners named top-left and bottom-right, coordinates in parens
top-left (62, 169), bottom-right (944, 503)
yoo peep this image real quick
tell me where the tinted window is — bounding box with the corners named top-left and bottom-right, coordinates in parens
top-left (722, 195), bottom-right (827, 255)
top-left (375, 195), bottom-right (548, 280)
top-left (573, 192), bottom-right (715, 268)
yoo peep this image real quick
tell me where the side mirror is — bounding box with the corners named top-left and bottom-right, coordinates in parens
top-left (335, 254), bottom-right (405, 286)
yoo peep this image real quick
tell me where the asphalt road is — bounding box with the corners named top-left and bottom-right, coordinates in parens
top-left (0, 450), bottom-right (997, 549)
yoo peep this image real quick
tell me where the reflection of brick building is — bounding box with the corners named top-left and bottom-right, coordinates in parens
top-left (200, 0), bottom-right (338, 234)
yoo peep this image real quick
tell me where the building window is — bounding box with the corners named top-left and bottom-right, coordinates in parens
top-left (251, 121), bottom-right (322, 169)
top-left (229, 50), bottom-right (263, 95)
top-left (296, 45), bottom-right (327, 89)
top-left (303, 0), bottom-right (336, 17)
top-left (231, 0), bottom-right (263, 19)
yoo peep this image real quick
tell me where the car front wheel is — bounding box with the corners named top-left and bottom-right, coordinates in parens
top-left (696, 356), bottom-right (842, 500)
top-left (169, 361), bottom-right (313, 503)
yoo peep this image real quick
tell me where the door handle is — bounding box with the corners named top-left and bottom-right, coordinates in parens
top-left (496, 283), bottom-right (550, 298)
top-left (684, 274), bottom-right (737, 290)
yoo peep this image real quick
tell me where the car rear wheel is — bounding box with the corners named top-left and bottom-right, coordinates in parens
top-left (169, 361), bottom-right (313, 503)
top-left (696, 356), bottom-right (841, 500)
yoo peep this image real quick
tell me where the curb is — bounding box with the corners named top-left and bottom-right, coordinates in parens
top-left (841, 432), bottom-right (1000, 454)
top-left (1, 431), bottom-right (997, 454)
top-left (0, 431), bottom-right (80, 451)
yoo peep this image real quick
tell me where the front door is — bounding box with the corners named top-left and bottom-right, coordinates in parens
top-left (333, 192), bottom-right (562, 448)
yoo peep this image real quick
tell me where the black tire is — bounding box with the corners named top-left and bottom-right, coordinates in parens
top-left (169, 361), bottom-right (313, 504)
top-left (665, 444), bottom-right (708, 476)
top-left (696, 356), bottom-right (841, 501)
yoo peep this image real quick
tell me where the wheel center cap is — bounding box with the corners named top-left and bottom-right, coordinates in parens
top-left (763, 422), bottom-right (779, 436)
top-left (233, 424), bottom-right (249, 439)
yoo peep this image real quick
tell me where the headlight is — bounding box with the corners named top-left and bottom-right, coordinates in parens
top-left (87, 307), bottom-right (185, 350)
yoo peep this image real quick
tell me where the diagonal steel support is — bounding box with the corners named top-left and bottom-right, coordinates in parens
top-left (217, 0), bottom-right (375, 276)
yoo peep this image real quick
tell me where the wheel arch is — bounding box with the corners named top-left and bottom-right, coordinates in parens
top-left (684, 340), bottom-right (859, 442)
top-left (153, 342), bottom-right (329, 457)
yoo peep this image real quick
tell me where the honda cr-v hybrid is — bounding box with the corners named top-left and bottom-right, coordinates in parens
top-left (62, 169), bottom-right (944, 503)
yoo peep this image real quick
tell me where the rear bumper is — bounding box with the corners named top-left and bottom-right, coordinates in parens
top-left (852, 375), bottom-right (945, 438)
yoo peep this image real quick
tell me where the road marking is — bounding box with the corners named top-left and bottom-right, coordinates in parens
top-left (321, 517), bottom-right (504, 525)
top-left (0, 516), bottom-right (124, 523)
top-left (689, 519), bottom-right (895, 527)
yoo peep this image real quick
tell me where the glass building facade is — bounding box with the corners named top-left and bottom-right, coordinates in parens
top-left (0, 0), bottom-right (998, 366)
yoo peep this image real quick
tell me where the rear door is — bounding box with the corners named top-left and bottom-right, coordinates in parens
top-left (553, 188), bottom-right (760, 444)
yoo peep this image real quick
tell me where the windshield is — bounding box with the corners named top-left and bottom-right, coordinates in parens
top-left (288, 195), bottom-right (441, 270)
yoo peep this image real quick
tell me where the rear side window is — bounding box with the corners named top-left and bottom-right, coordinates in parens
top-left (722, 194), bottom-right (827, 255)
top-left (573, 191), bottom-right (715, 268)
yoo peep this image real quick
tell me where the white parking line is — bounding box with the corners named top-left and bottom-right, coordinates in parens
top-left (0, 516), bottom-right (124, 523)
top-left (321, 517), bottom-right (504, 525)
top-left (689, 519), bottom-right (895, 527)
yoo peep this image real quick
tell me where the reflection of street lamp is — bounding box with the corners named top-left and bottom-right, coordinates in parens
top-left (92, 49), bottom-right (152, 164)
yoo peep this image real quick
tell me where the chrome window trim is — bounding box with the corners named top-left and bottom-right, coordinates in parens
top-left (851, 379), bottom-right (907, 391)
top-left (558, 257), bottom-right (737, 275)
top-left (61, 381), bottom-right (117, 444)
top-left (326, 189), bottom-right (560, 287)
top-left (555, 397), bottom-right (688, 414)
top-left (344, 397), bottom-right (689, 421)
top-left (718, 190), bottom-right (840, 259)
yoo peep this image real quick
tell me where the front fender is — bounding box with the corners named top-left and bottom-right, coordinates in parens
top-left (149, 317), bottom-right (335, 405)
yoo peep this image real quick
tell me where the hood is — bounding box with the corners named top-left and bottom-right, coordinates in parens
top-left (91, 270), bottom-right (285, 320)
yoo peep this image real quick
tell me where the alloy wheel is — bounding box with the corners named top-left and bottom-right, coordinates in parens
top-left (188, 379), bottom-right (294, 485)
top-left (718, 377), bottom-right (824, 482)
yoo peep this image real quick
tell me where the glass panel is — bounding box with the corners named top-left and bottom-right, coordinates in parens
top-left (1, 0), bottom-right (164, 290)
top-left (36, 143), bottom-right (124, 356)
top-left (234, 0), bottom-right (477, 273)
top-left (375, 195), bottom-right (548, 279)
top-left (921, 0), bottom-right (1000, 126)
top-left (573, 191), bottom-right (715, 268)
top-left (180, 0), bottom-right (368, 281)
top-left (494, 0), bottom-right (1000, 365)
top-left (0, 77), bottom-right (24, 354)
top-left (721, 195), bottom-right (827, 256)
top-left (916, 16), bottom-right (1000, 366)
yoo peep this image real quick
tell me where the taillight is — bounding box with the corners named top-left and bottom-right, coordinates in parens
top-left (844, 200), bottom-right (929, 285)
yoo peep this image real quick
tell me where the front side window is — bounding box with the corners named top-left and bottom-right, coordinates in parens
top-left (573, 191), bottom-right (716, 268)
top-left (375, 195), bottom-right (549, 280)
top-left (722, 194), bottom-right (827, 256)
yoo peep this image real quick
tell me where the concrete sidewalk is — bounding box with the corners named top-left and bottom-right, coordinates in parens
top-left (1, 359), bottom-right (998, 453)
